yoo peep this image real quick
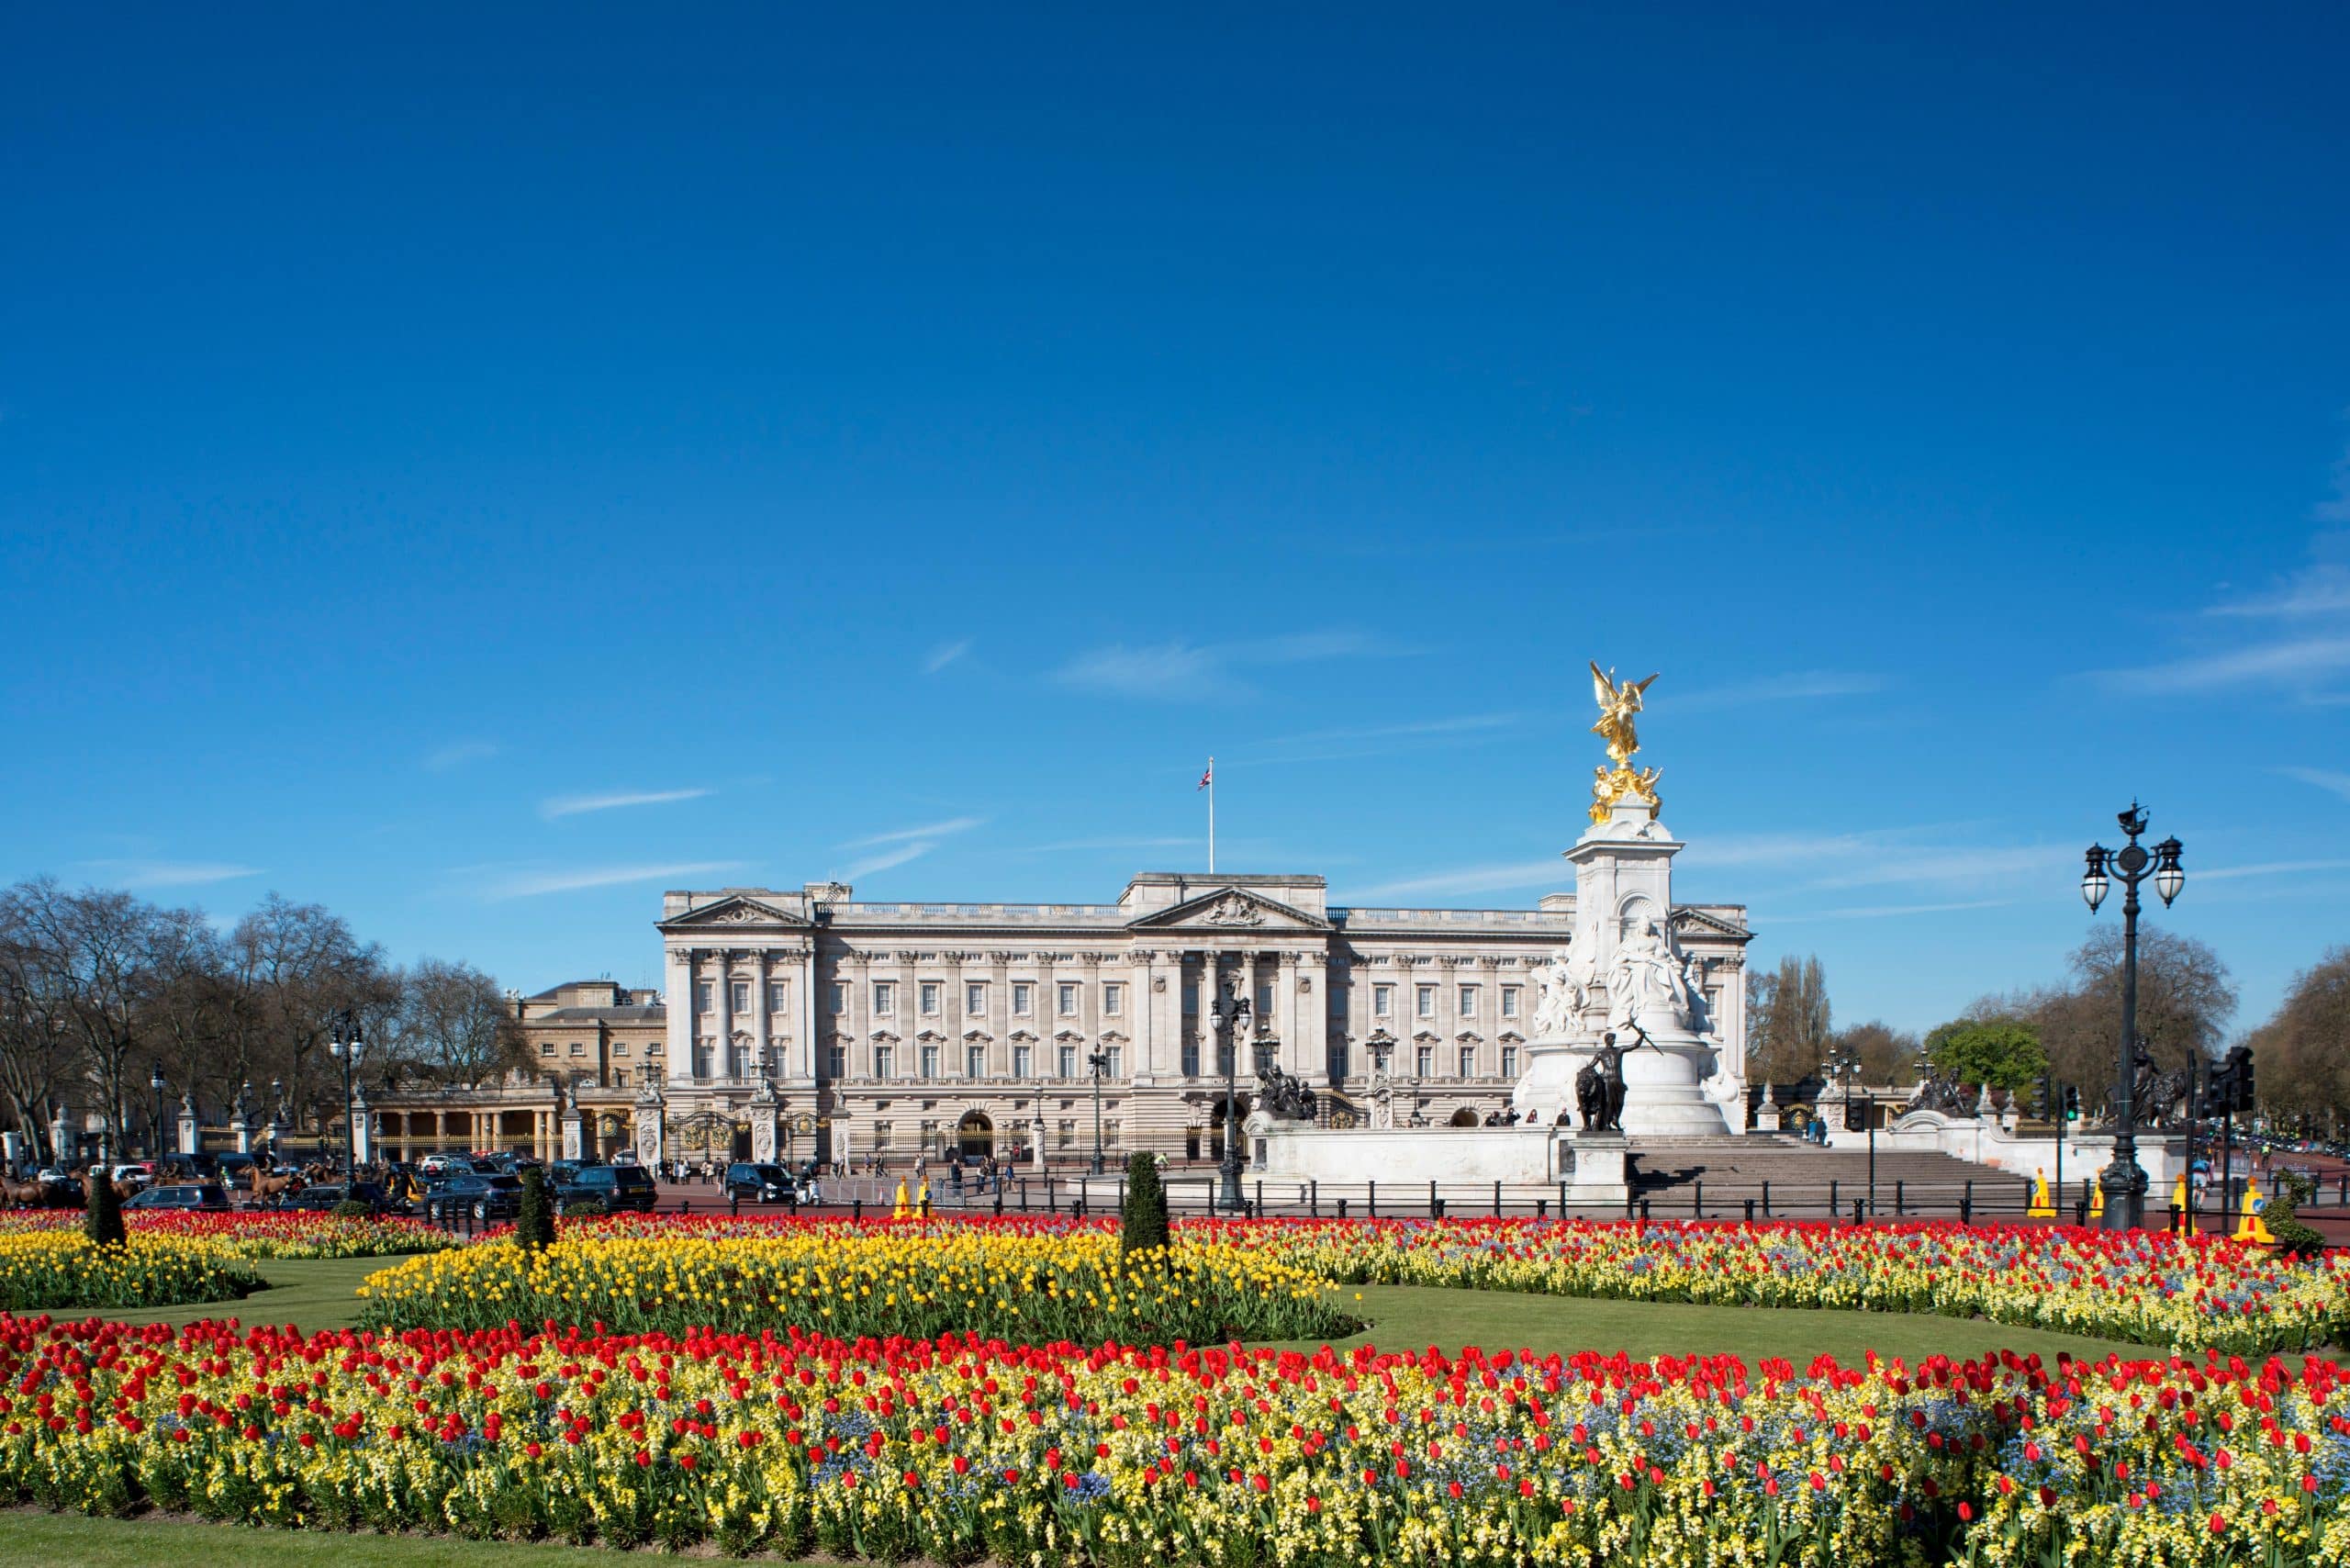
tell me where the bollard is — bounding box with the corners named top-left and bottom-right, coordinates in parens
top-left (1368, 1181), bottom-right (1377, 1218)
top-left (1537, 1198), bottom-right (1548, 1218)
top-left (1047, 1177), bottom-right (1056, 1210)
top-left (1074, 1197), bottom-right (1084, 1219)
top-left (994, 1189), bottom-right (1004, 1215)
top-left (1429, 1181), bottom-right (1438, 1215)
top-left (1337, 1197), bottom-right (1348, 1220)
top-left (730, 1191), bottom-right (740, 1218)
top-left (1310, 1180), bottom-right (1319, 1216)
top-left (2074, 1193), bottom-right (2090, 1226)
top-left (1432, 1197), bottom-right (1445, 1219)
top-left (1743, 1197), bottom-right (1755, 1224)
top-left (1762, 1181), bottom-right (1771, 1217)
top-left (1894, 1181), bottom-right (1904, 1216)
top-left (1852, 1198), bottom-right (1864, 1226)
top-left (1255, 1180), bottom-right (1263, 1215)
top-left (1961, 1193), bottom-right (1973, 1225)
top-left (1830, 1179), bottom-right (1840, 1218)
top-left (1694, 1179), bottom-right (1703, 1219)
top-left (1494, 1180), bottom-right (1502, 1217)
top-left (1558, 1179), bottom-right (1568, 1218)
top-left (853, 1198), bottom-right (863, 1222)
top-left (1020, 1179), bottom-right (1029, 1212)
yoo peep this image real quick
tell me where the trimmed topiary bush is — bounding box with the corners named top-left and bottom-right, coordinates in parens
top-left (84, 1172), bottom-right (126, 1248)
top-left (516, 1166), bottom-right (557, 1251)
top-left (2266, 1170), bottom-right (2326, 1260)
top-left (1121, 1150), bottom-right (1169, 1258)
top-left (330, 1198), bottom-right (372, 1220)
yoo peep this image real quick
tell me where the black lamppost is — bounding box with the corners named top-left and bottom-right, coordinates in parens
top-left (2081, 802), bottom-right (2186, 1232)
top-left (1825, 1047), bottom-right (1875, 1214)
top-left (150, 1065), bottom-right (167, 1165)
top-left (328, 1009), bottom-right (364, 1178)
top-left (1087, 1047), bottom-right (1109, 1175)
top-left (1213, 980), bottom-right (1253, 1211)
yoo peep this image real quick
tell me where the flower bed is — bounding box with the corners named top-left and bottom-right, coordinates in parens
top-left (2, 1314), bottom-right (2345, 1565)
top-left (488, 1214), bottom-right (2350, 1357)
top-left (356, 1224), bottom-right (1357, 1345)
top-left (0, 1235), bottom-right (263, 1312)
top-left (0, 1210), bottom-right (455, 1261)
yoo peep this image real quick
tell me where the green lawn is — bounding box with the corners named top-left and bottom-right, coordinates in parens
top-left (0, 1511), bottom-right (743, 1568)
top-left (75, 1257), bottom-right (2155, 1367)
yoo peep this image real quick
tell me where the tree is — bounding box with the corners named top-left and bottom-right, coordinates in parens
top-left (4, 879), bottom-right (153, 1157)
top-left (515, 1166), bottom-right (556, 1252)
top-left (1920, 1016), bottom-right (2045, 1091)
top-left (1746, 955), bottom-right (1831, 1085)
top-left (1830, 1020), bottom-right (1921, 1085)
top-left (227, 893), bottom-right (393, 1133)
top-left (397, 958), bottom-right (526, 1087)
top-left (2245, 946), bottom-right (2350, 1137)
top-left (1121, 1150), bottom-right (1169, 1258)
top-left (2030, 926), bottom-right (2236, 1094)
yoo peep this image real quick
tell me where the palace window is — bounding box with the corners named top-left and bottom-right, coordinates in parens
top-left (824, 1043), bottom-right (846, 1078)
top-left (730, 1039), bottom-right (752, 1078)
top-left (1415, 1046), bottom-right (1434, 1078)
top-left (967, 981), bottom-right (987, 1014)
top-left (694, 981), bottom-right (713, 1014)
top-left (921, 1119), bottom-right (940, 1152)
top-left (920, 1044), bottom-right (940, 1079)
top-left (873, 1121), bottom-right (893, 1148)
top-left (568, 1041), bottom-right (586, 1058)
top-left (829, 983), bottom-right (846, 1014)
top-left (1326, 1037), bottom-right (1348, 1081)
top-left (1500, 1046), bottom-right (1519, 1078)
top-left (1058, 983), bottom-right (1079, 1016)
top-left (693, 1039), bottom-right (715, 1080)
top-left (768, 982), bottom-right (789, 1014)
top-left (1501, 986), bottom-right (1519, 1019)
top-left (1373, 984), bottom-right (1393, 1018)
top-left (647, 1041), bottom-right (663, 1055)
top-left (1181, 1037), bottom-right (1200, 1077)
top-left (1459, 985), bottom-right (1478, 1017)
top-left (1103, 1046), bottom-right (1124, 1078)
top-left (1013, 983), bottom-right (1034, 1016)
top-left (1256, 983), bottom-right (1273, 1019)
top-left (1102, 983), bottom-right (1123, 1017)
top-left (731, 981), bottom-right (750, 1014)
top-left (613, 1042), bottom-right (630, 1058)
top-left (539, 1042), bottom-right (556, 1058)
top-left (1058, 1119), bottom-right (1076, 1149)
top-left (1105, 1120), bottom-right (1122, 1150)
top-left (874, 1044), bottom-right (895, 1079)
top-left (1012, 1044), bottom-right (1033, 1079)
top-left (1058, 1045), bottom-right (1078, 1078)
top-left (1416, 986), bottom-right (1435, 1019)
top-left (873, 982), bottom-right (896, 1016)
top-left (967, 1045), bottom-right (985, 1078)
top-left (1458, 1047), bottom-right (1476, 1078)
top-left (918, 981), bottom-right (939, 1015)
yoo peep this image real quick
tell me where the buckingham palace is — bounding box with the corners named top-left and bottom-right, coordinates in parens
top-left (635, 869), bottom-right (1751, 1167)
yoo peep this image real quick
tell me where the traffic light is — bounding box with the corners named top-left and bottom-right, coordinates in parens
top-left (2062, 1085), bottom-right (2080, 1123)
top-left (2036, 1073), bottom-right (2054, 1119)
top-left (1845, 1097), bottom-right (1868, 1132)
top-left (2219, 1044), bottom-right (2255, 1114)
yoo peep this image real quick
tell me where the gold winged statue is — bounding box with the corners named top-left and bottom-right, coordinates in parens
top-left (1588, 662), bottom-right (1663, 823)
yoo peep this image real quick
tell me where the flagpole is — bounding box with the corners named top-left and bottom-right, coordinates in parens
top-left (1207, 756), bottom-right (1215, 874)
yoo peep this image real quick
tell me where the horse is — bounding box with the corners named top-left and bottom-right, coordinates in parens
top-left (247, 1165), bottom-right (304, 1207)
top-left (0, 1174), bottom-right (51, 1210)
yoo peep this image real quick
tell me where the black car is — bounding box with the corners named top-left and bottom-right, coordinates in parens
top-left (554, 1163), bottom-right (658, 1215)
top-left (124, 1182), bottom-right (233, 1213)
top-left (279, 1185), bottom-right (349, 1211)
top-left (723, 1163), bottom-right (795, 1204)
top-left (426, 1173), bottom-right (525, 1221)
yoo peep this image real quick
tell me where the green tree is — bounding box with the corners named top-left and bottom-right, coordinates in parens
top-left (84, 1170), bottom-right (126, 1248)
top-left (1120, 1150), bottom-right (1169, 1258)
top-left (515, 1165), bottom-right (556, 1252)
top-left (1830, 1020), bottom-right (1920, 1085)
top-left (1922, 1017), bottom-right (2046, 1091)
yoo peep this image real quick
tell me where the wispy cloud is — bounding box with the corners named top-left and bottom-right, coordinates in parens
top-left (481, 860), bottom-right (745, 901)
top-left (841, 816), bottom-right (983, 849)
top-left (2205, 564), bottom-right (2350, 621)
top-left (1053, 631), bottom-right (1382, 701)
top-left (82, 859), bottom-right (264, 890)
top-left (1230, 712), bottom-right (1522, 768)
top-left (842, 843), bottom-right (934, 879)
top-left (1015, 835), bottom-right (1200, 853)
top-left (1774, 898), bottom-right (2017, 924)
top-left (2188, 857), bottom-right (2350, 883)
top-left (541, 787), bottom-right (713, 822)
top-left (423, 741), bottom-right (499, 772)
top-left (2279, 766), bottom-right (2350, 802)
top-left (923, 638), bottom-right (973, 675)
top-left (2091, 635), bottom-right (2350, 694)
top-left (1664, 671), bottom-right (1891, 711)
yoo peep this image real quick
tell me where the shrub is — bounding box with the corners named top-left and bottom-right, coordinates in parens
top-left (1121, 1150), bottom-right (1169, 1258)
top-left (2266, 1170), bottom-right (2326, 1260)
top-left (84, 1173), bottom-right (126, 1248)
top-left (515, 1167), bottom-right (556, 1252)
top-left (330, 1199), bottom-right (372, 1220)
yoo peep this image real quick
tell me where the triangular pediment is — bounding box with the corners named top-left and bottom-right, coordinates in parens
top-left (1127, 886), bottom-right (1332, 933)
top-left (660, 894), bottom-right (813, 932)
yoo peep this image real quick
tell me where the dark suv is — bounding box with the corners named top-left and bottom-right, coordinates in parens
top-left (723, 1163), bottom-right (794, 1204)
top-left (556, 1163), bottom-right (657, 1215)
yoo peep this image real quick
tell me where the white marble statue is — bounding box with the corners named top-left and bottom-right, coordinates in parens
top-left (1608, 919), bottom-right (1696, 1030)
top-left (1529, 940), bottom-right (1585, 1037)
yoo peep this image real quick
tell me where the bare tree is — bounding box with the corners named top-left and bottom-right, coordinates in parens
top-left (1746, 954), bottom-right (1832, 1085)
top-left (0, 913), bottom-right (76, 1163)
top-left (1, 879), bottom-right (151, 1155)
top-left (2031, 925), bottom-right (2237, 1094)
top-left (1831, 1019), bottom-right (1920, 1085)
top-left (397, 958), bottom-right (524, 1087)
top-left (2248, 946), bottom-right (2350, 1137)
top-left (226, 893), bottom-right (392, 1133)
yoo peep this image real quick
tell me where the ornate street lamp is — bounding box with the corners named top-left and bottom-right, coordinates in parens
top-left (150, 1065), bottom-right (167, 1165)
top-left (1087, 1047), bottom-right (1109, 1175)
top-left (2081, 802), bottom-right (2185, 1231)
top-left (1212, 980), bottom-right (1253, 1211)
top-left (328, 1010), bottom-right (364, 1178)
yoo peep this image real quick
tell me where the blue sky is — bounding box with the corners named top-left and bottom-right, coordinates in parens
top-left (4, 5), bottom-right (2346, 1035)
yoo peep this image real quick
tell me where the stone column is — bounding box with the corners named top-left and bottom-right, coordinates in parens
top-left (561, 1104), bottom-right (584, 1161)
top-left (752, 950), bottom-right (773, 1077)
top-left (351, 1088), bottom-right (374, 1166)
top-left (176, 1094), bottom-right (200, 1158)
top-left (1296, 950), bottom-right (1328, 1085)
top-left (715, 948), bottom-right (736, 1080)
top-left (666, 946), bottom-right (696, 1087)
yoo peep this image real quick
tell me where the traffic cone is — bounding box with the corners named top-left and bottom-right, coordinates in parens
top-left (2088, 1180), bottom-right (2105, 1221)
top-left (891, 1179), bottom-right (910, 1219)
top-left (2232, 1184), bottom-right (2274, 1245)
top-left (2169, 1171), bottom-right (2190, 1234)
top-left (2027, 1170), bottom-right (2055, 1218)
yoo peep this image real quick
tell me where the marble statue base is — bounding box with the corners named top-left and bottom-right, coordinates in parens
top-left (1510, 1024), bottom-right (1732, 1137)
top-left (1559, 1133), bottom-right (1631, 1206)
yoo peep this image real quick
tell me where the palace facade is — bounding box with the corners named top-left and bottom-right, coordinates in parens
top-left (371, 869), bottom-right (1750, 1167)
